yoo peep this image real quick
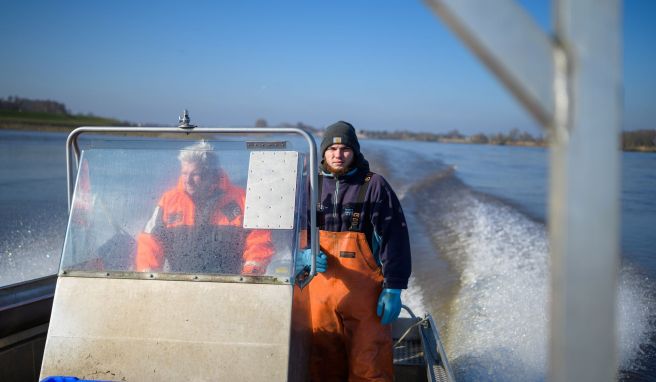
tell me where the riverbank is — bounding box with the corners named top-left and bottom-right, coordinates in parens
top-left (0, 110), bottom-right (130, 132)
top-left (2, 114), bottom-right (654, 153)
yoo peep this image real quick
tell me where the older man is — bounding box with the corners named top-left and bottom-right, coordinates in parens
top-left (308, 121), bottom-right (412, 381)
top-left (136, 141), bottom-right (273, 275)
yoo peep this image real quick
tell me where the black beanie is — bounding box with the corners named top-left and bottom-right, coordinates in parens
top-left (320, 121), bottom-right (360, 157)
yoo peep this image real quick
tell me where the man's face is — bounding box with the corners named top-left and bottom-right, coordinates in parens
top-left (180, 161), bottom-right (211, 197)
top-left (324, 144), bottom-right (354, 174)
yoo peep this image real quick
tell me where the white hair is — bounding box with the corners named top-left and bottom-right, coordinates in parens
top-left (178, 141), bottom-right (218, 171)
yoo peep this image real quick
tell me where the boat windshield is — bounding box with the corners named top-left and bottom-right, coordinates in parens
top-left (60, 139), bottom-right (307, 280)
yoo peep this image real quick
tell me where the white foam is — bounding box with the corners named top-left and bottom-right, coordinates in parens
top-left (0, 224), bottom-right (62, 286)
top-left (435, 190), bottom-right (653, 380)
top-left (618, 267), bottom-right (654, 371)
top-left (402, 274), bottom-right (428, 318)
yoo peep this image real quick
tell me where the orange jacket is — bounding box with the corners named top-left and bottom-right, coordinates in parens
top-left (136, 171), bottom-right (274, 275)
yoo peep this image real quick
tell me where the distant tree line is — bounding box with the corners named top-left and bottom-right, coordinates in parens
top-left (0, 96), bottom-right (70, 115)
top-left (622, 130), bottom-right (656, 152)
top-left (0, 96), bottom-right (132, 130)
top-left (254, 118), bottom-right (321, 134)
top-left (359, 127), bottom-right (546, 147)
top-left (253, 119), bottom-right (550, 148)
top-left (253, 119), bottom-right (654, 152)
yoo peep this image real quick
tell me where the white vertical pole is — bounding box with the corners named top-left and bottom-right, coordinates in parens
top-left (549, 0), bottom-right (622, 380)
top-left (424, 0), bottom-right (623, 380)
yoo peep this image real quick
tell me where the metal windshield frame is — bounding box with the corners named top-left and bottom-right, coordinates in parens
top-left (65, 126), bottom-right (321, 280)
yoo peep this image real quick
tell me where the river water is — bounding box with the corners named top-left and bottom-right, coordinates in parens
top-left (1, 130), bottom-right (655, 380)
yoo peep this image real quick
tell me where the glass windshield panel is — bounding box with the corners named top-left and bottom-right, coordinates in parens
top-left (61, 140), bottom-right (306, 279)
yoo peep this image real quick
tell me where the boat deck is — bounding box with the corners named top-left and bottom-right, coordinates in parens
top-left (393, 316), bottom-right (453, 382)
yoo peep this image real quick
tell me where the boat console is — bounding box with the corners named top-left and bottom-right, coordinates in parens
top-left (40, 127), bottom-right (318, 381)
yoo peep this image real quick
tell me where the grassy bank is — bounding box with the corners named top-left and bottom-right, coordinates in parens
top-left (0, 110), bottom-right (129, 132)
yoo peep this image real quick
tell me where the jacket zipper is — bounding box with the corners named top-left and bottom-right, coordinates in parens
top-left (333, 178), bottom-right (339, 222)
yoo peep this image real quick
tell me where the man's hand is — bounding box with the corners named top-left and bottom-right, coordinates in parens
top-left (242, 261), bottom-right (265, 275)
top-left (295, 248), bottom-right (328, 276)
top-left (377, 288), bottom-right (402, 325)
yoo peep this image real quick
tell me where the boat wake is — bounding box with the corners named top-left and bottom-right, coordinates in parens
top-left (0, 207), bottom-right (66, 286)
top-left (366, 143), bottom-right (656, 381)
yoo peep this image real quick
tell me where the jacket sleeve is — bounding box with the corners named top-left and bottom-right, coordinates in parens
top-left (236, 191), bottom-right (275, 275)
top-left (241, 229), bottom-right (275, 275)
top-left (369, 175), bottom-right (412, 289)
top-left (135, 205), bottom-right (165, 271)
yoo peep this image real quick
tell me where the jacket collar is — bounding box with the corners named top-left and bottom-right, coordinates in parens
top-left (321, 167), bottom-right (358, 178)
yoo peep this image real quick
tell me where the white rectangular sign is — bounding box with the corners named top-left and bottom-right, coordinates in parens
top-left (243, 151), bottom-right (299, 229)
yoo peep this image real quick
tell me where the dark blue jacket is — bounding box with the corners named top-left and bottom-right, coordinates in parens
top-left (317, 161), bottom-right (412, 289)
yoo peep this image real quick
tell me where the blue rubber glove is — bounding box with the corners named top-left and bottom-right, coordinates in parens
top-left (377, 288), bottom-right (402, 325)
top-left (295, 248), bottom-right (327, 276)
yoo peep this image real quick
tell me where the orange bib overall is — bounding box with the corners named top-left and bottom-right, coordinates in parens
top-left (307, 229), bottom-right (393, 382)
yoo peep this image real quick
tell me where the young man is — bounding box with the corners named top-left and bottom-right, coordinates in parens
top-left (308, 121), bottom-right (412, 381)
top-left (136, 141), bottom-right (274, 275)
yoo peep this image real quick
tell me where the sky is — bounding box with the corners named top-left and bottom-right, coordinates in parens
top-left (0, 1), bottom-right (654, 135)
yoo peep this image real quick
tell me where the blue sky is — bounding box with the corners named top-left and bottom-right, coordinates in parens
top-left (0, 1), bottom-right (653, 134)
